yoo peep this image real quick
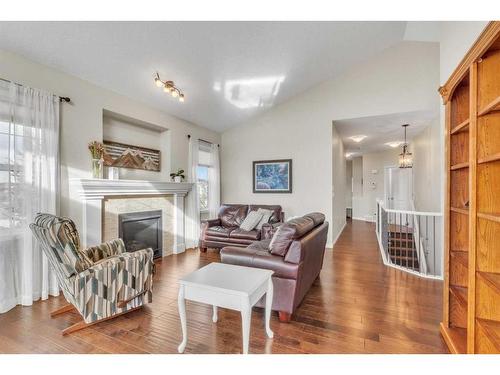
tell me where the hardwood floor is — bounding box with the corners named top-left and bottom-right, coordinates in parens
top-left (0, 219), bottom-right (448, 354)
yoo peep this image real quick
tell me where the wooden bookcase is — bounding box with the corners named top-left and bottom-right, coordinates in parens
top-left (440, 21), bottom-right (500, 354)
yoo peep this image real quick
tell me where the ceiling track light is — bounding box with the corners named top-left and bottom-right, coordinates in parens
top-left (154, 73), bottom-right (185, 102)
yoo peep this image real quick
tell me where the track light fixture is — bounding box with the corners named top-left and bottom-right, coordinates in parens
top-left (154, 72), bottom-right (185, 102)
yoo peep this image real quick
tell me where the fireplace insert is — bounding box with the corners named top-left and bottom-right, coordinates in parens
top-left (118, 210), bottom-right (162, 259)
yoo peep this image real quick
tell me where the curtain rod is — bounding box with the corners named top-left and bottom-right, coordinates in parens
top-left (0, 77), bottom-right (71, 103)
top-left (187, 134), bottom-right (219, 147)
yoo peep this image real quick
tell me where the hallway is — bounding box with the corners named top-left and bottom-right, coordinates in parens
top-left (0, 219), bottom-right (447, 353)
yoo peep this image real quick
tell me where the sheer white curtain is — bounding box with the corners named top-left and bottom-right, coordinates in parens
top-left (185, 137), bottom-right (200, 249)
top-left (0, 81), bottom-right (60, 313)
top-left (208, 143), bottom-right (220, 218)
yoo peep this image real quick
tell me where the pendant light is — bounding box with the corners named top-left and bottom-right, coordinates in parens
top-left (398, 124), bottom-right (413, 168)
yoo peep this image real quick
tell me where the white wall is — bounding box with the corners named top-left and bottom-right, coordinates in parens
top-left (0, 49), bottom-right (221, 231)
top-left (345, 160), bottom-right (353, 209)
top-left (360, 149), bottom-right (400, 221)
top-left (411, 117), bottom-right (443, 213)
top-left (102, 113), bottom-right (170, 181)
top-left (332, 125), bottom-right (346, 245)
top-left (221, 41), bottom-right (440, 246)
top-left (221, 98), bottom-right (334, 242)
top-left (351, 156), bottom-right (365, 220)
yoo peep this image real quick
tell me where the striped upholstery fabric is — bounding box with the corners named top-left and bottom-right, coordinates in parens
top-left (30, 213), bottom-right (154, 324)
top-left (82, 238), bottom-right (126, 262)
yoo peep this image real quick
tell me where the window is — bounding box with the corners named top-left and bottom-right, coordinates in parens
top-left (197, 165), bottom-right (209, 211)
top-left (197, 143), bottom-right (212, 212)
top-left (0, 120), bottom-right (26, 231)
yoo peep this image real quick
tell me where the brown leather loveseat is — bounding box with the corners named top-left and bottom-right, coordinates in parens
top-left (220, 212), bottom-right (328, 322)
top-left (199, 204), bottom-right (284, 252)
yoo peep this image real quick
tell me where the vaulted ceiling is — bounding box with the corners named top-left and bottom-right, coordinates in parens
top-left (0, 21), bottom-right (415, 132)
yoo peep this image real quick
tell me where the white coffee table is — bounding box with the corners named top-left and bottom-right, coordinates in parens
top-left (177, 262), bottom-right (274, 354)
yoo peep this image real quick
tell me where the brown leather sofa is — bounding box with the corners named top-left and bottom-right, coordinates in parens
top-left (220, 212), bottom-right (328, 322)
top-left (199, 204), bottom-right (284, 252)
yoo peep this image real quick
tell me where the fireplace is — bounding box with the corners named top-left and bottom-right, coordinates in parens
top-left (118, 210), bottom-right (162, 259)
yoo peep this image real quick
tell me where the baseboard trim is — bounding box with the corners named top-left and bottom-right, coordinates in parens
top-left (172, 243), bottom-right (186, 255)
top-left (352, 216), bottom-right (375, 223)
top-left (330, 221), bottom-right (347, 248)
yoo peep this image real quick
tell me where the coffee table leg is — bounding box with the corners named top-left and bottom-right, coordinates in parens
top-left (240, 298), bottom-right (251, 354)
top-left (212, 305), bottom-right (218, 323)
top-left (265, 278), bottom-right (274, 338)
top-left (177, 285), bottom-right (187, 353)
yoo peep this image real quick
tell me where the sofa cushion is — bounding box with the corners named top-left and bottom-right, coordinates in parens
top-left (249, 205), bottom-right (282, 224)
top-left (206, 225), bottom-right (236, 238)
top-left (247, 239), bottom-right (271, 251)
top-left (269, 224), bottom-right (296, 256)
top-left (239, 210), bottom-right (263, 231)
top-left (288, 216), bottom-right (315, 238)
top-left (303, 212), bottom-right (325, 227)
top-left (230, 228), bottom-right (261, 241)
top-left (219, 204), bottom-right (248, 227)
top-left (220, 242), bottom-right (299, 279)
top-left (255, 208), bottom-right (273, 230)
top-left (269, 216), bottom-right (315, 256)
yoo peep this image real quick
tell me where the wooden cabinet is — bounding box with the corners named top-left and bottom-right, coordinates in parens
top-left (440, 21), bottom-right (500, 354)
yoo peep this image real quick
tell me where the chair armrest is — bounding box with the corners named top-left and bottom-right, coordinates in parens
top-left (261, 222), bottom-right (283, 240)
top-left (72, 248), bottom-right (154, 322)
top-left (81, 238), bottom-right (126, 263)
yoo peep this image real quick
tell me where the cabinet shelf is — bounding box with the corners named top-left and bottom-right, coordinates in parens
top-left (451, 118), bottom-right (470, 134)
top-left (440, 323), bottom-right (467, 354)
top-left (478, 152), bottom-right (500, 164)
top-left (478, 95), bottom-right (500, 116)
top-left (450, 207), bottom-right (469, 215)
top-left (442, 22), bottom-right (500, 354)
top-left (450, 162), bottom-right (469, 170)
top-left (477, 212), bottom-right (500, 223)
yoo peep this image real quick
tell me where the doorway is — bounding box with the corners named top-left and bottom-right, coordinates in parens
top-left (384, 166), bottom-right (412, 211)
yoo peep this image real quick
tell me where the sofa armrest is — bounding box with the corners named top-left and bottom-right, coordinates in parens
top-left (200, 218), bottom-right (221, 241)
top-left (201, 218), bottom-right (221, 229)
top-left (261, 222), bottom-right (283, 240)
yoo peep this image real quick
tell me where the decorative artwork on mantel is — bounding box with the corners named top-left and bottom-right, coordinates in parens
top-left (253, 159), bottom-right (292, 193)
top-left (103, 140), bottom-right (161, 172)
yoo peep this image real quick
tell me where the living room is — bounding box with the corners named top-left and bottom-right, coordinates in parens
top-left (1, 1), bottom-right (500, 372)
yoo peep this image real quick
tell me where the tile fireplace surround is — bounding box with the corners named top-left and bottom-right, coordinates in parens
top-left (70, 179), bottom-right (193, 255)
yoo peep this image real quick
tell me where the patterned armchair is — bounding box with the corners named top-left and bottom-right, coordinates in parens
top-left (30, 213), bottom-right (154, 334)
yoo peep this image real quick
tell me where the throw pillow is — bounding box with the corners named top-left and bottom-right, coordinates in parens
top-left (255, 208), bottom-right (273, 230)
top-left (269, 223), bottom-right (296, 256)
top-left (239, 210), bottom-right (263, 231)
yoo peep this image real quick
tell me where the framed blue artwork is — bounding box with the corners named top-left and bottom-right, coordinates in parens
top-left (253, 159), bottom-right (292, 193)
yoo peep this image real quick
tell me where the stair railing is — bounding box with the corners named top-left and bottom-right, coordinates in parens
top-left (376, 199), bottom-right (443, 279)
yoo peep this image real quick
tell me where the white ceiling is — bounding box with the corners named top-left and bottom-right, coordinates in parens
top-left (0, 21), bottom-right (409, 132)
top-left (334, 110), bottom-right (439, 157)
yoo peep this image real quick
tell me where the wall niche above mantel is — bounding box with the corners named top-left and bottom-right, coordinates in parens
top-left (102, 109), bottom-right (169, 181)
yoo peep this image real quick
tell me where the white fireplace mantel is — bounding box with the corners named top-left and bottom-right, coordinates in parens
top-left (70, 178), bottom-right (193, 254)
